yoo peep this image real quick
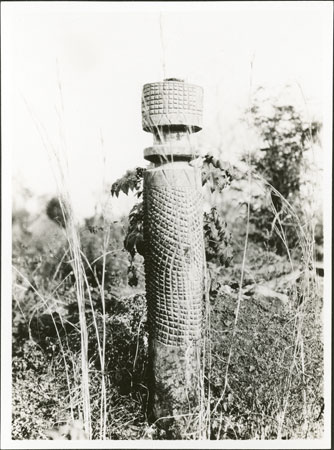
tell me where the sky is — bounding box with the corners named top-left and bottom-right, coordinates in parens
top-left (2, 1), bottom-right (333, 219)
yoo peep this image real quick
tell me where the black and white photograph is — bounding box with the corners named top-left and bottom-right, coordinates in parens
top-left (1, 1), bottom-right (332, 448)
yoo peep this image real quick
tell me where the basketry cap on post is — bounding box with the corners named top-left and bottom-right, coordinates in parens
top-left (141, 78), bottom-right (203, 162)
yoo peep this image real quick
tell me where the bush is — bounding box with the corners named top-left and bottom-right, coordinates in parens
top-left (242, 90), bottom-right (322, 254)
top-left (12, 341), bottom-right (65, 439)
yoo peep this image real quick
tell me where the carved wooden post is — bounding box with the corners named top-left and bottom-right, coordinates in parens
top-left (141, 78), bottom-right (205, 435)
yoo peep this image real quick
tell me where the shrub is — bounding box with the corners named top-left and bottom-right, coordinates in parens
top-left (243, 90), bottom-right (322, 254)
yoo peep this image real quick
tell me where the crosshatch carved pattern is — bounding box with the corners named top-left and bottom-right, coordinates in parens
top-left (143, 183), bottom-right (204, 346)
top-left (142, 80), bottom-right (203, 131)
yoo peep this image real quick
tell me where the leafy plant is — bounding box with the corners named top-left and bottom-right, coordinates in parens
top-left (46, 197), bottom-right (67, 228)
top-left (243, 94), bottom-right (322, 253)
top-left (202, 154), bottom-right (234, 192)
top-left (12, 340), bottom-right (65, 439)
top-left (247, 102), bottom-right (320, 202)
top-left (204, 207), bottom-right (233, 267)
top-left (124, 202), bottom-right (145, 258)
top-left (111, 168), bottom-right (145, 198)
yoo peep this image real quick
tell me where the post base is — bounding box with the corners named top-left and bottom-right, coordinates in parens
top-left (147, 339), bottom-right (202, 437)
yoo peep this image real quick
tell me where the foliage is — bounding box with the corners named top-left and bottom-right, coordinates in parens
top-left (46, 197), bottom-right (67, 228)
top-left (246, 100), bottom-right (321, 202)
top-left (12, 208), bottom-right (31, 236)
top-left (111, 168), bottom-right (145, 198)
top-left (13, 208), bottom-right (130, 291)
top-left (202, 154), bottom-right (237, 192)
top-left (12, 340), bottom-right (66, 439)
top-left (124, 202), bottom-right (145, 258)
top-left (206, 251), bottom-right (323, 439)
top-left (12, 225), bottom-right (324, 439)
top-left (204, 207), bottom-right (233, 267)
top-left (81, 216), bottom-right (129, 288)
top-left (12, 273), bottom-right (149, 439)
top-left (243, 95), bottom-right (322, 254)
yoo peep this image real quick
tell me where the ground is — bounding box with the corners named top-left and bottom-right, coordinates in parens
top-left (11, 212), bottom-right (324, 440)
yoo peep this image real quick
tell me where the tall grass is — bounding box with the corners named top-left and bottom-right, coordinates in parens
top-left (196, 55), bottom-right (323, 439)
top-left (195, 150), bottom-right (323, 439)
top-left (214, 131), bottom-right (321, 435)
top-left (19, 76), bottom-right (115, 439)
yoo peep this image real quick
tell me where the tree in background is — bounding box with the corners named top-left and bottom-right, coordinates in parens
top-left (46, 197), bottom-right (67, 228)
top-left (243, 90), bottom-right (322, 255)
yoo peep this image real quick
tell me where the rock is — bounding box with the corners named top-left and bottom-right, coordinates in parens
top-left (221, 284), bottom-right (233, 295)
top-left (246, 284), bottom-right (290, 312)
top-left (45, 420), bottom-right (88, 440)
top-left (266, 270), bottom-right (301, 291)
